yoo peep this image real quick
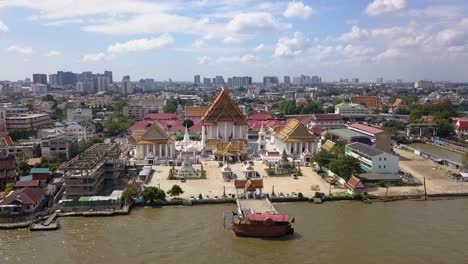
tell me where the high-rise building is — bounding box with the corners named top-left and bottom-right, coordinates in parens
top-left (284, 76), bottom-right (291, 85)
top-left (228, 76), bottom-right (252, 87)
top-left (32, 74), bottom-right (47, 85)
top-left (48, 74), bottom-right (58, 86)
top-left (203, 78), bottom-right (212, 86)
top-left (263, 76), bottom-right (279, 87)
top-left (95, 74), bottom-right (109, 92)
top-left (140, 78), bottom-right (155, 91)
top-left (352, 78), bottom-right (359, 84)
top-left (376, 77), bottom-right (384, 84)
top-left (76, 81), bottom-right (95, 94)
top-left (214, 76), bottom-right (224, 85)
top-left (311, 75), bottom-right (322, 84)
top-left (104, 71), bottom-right (113, 84)
top-left (122, 77), bottom-right (134, 95)
top-left (194, 75), bottom-right (201, 85)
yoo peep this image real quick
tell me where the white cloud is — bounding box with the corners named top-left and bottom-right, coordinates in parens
top-left (366, 0), bottom-right (406, 16)
top-left (436, 19), bottom-right (468, 47)
top-left (216, 54), bottom-right (256, 63)
top-left (223, 36), bottom-right (241, 44)
top-left (0, 20), bottom-right (8, 33)
top-left (375, 48), bottom-right (402, 61)
top-left (45, 50), bottom-right (61, 57)
top-left (107, 34), bottom-right (174, 54)
top-left (309, 44), bottom-right (376, 62)
top-left (82, 34), bottom-right (174, 62)
top-left (283, 1), bottom-right (313, 20)
top-left (197, 56), bottom-right (212, 64)
top-left (6, 45), bottom-right (33, 54)
top-left (274, 32), bottom-right (305, 58)
top-left (408, 5), bottom-right (462, 19)
top-left (198, 54), bottom-right (257, 64)
top-left (0, 0), bottom-right (174, 20)
top-left (45, 18), bottom-right (84, 26)
top-left (226, 12), bottom-right (290, 33)
top-left (81, 52), bottom-right (108, 62)
top-left (254, 44), bottom-right (265, 52)
top-left (192, 39), bottom-right (206, 49)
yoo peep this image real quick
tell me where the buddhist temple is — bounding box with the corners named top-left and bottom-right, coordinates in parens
top-left (201, 88), bottom-right (248, 158)
top-left (132, 123), bottom-right (176, 164)
top-left (269, 119), bottom-right (319, 161)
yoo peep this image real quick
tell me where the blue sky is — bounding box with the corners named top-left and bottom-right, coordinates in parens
top-left (0, 0), bottom-right (468, 82)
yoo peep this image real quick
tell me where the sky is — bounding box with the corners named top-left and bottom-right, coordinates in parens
top-left (0, 0), bottom-right (468, 82)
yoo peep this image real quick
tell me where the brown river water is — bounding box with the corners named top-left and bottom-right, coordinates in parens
top-left (1, 200), bottom-right (468, 264)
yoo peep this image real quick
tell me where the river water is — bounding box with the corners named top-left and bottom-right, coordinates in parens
top-left (1, 200), bottom-right (468, 264)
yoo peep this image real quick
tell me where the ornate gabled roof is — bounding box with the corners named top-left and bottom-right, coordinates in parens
top-left (201, 88), bottom-right (247, 125)
top-left (136, 123), bottom-right (172, 144)
top-left (275, 119), bottom-right (318, 143)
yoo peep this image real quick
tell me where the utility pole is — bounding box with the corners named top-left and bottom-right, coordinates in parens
top-left (423, 176), bottom-right (427, 200)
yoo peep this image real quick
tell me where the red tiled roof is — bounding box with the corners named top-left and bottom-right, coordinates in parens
top-left (346, 176), bottom-right (365, 190)
top-left (234, 179), bottom-right (263, 189)
top-left (143, 113), bottom-right (179, 121)
top-left (15, 180), bottom-right (41, 188)
top-left (247, 113), bottom-right (274, 121)
top-left (456, 120), bottom-right (468, 131)
top-left (349, 123), bottom-right (384, 135)
top-left (0, 187), bottom-right (46, 205)
top-left (129, 120), bottom-right (154, 131)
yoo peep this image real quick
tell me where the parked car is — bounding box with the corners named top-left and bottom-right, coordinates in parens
top-left (292, 174), bottom-right (298, 179)
top-left (292, 192), bottom-right (298, 198)
top-left (189, 194), bottom-right (195, 200)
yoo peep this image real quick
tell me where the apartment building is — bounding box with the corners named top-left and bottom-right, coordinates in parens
top-left (6, 113), bottom-right (50, 130)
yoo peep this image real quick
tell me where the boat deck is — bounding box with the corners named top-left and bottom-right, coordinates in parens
top-left (237, 199), bottom-right (277, 215)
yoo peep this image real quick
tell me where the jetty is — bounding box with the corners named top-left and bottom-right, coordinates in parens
top-left (30, 212), bottom-right (60, 231)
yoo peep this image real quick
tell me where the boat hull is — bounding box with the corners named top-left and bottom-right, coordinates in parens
top-left (233, 223), bottom-right (293, 237)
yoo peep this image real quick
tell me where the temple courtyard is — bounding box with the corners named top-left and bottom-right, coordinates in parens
top-left (146, 160), bottom-right (344, 199)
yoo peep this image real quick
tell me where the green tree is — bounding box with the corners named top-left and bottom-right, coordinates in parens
top-left (182, 119), bottom-right (194, 129)
top-left (104, 114), bottom-right (133, 136)
top-left (313, 150), bottom-right (335, 168)
top-left (16, 151), bottom-right (31, 176)
top-left (122, 187), bottom-right (134, 200)
top-left (163, 100), bottom-right (177, 113)
top-left (167, 184), bottom-right (184, 197)
top-left (9, 129), bottom-right (35, 141)
top-left (329, 156), bottom-right (362, 181)
top-left (4, 183), bottom-right (15, 194)
top-left (112, 100), bottom-right (128, 113)
top-left (142, 187), bottom-right (166, 203)
top-left (434, 118), bottom-right (454, 138)
top-left (43, 94), bottom-right (55, 101)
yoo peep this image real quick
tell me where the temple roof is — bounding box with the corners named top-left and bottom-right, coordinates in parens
top-left (275, 119), bottom-right (318, 143)
top-left (137, 123), bottom-right (172, 144)
top-left (201, 88), bottom-right (247, 125)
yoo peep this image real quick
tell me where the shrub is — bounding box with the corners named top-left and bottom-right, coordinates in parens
top-left (298, 192), bottom-right (303, 198)
top-left (265, 168), bottom-right (274, 176)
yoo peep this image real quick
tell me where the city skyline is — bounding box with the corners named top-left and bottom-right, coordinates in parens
top-left (1, 0), bottom-right (468, 82)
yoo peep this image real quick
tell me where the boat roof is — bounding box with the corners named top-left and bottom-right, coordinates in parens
top-left (247, 213), bottom-right (289, 222)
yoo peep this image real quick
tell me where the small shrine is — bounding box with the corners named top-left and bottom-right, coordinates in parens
top-left (221, 163), bottom-right (235, 181)
top-left (242, 163), bottom-right (257, 179)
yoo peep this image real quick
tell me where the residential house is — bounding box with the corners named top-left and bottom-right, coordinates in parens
top-left (0, 187), bottom-right (47, 214)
